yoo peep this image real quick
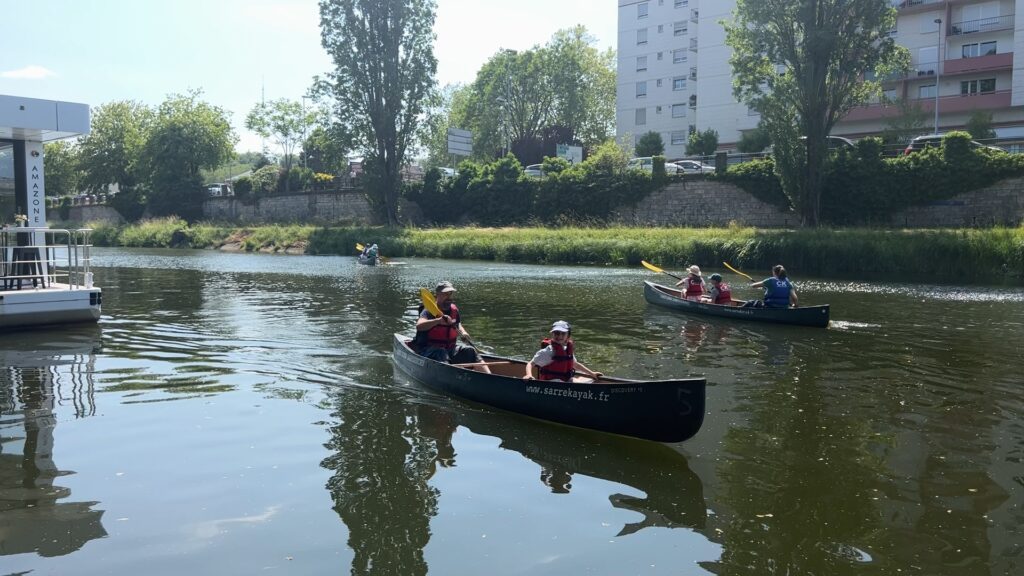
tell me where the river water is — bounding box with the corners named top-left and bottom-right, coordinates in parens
top-left (1, 248), bottom-right (1022, 576)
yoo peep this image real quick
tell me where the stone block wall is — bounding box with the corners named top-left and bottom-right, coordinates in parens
top-left (203, 191), bottom-right (374, 224)
top-left (63, 205), bottom-right (124, 225)
top-left (890, 176), bottom-right (1024, 227)
top-left (615, 178), bottom-right (797, 227)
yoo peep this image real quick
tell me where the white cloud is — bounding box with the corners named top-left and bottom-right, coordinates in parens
top-left (0, 65), bottom-right (56, 80)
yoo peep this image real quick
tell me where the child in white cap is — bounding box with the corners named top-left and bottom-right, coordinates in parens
top-left (524, 320), bottom-right (603, 382)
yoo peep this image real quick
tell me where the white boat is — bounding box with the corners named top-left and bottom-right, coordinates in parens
top-left (1, 94), bottom-right (101, 330)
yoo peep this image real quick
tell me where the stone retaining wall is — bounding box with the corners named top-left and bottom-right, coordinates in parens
top-left (890, 176), bottom-right (1024, 227)
top-left (63, 205), bottom-right (124, 225)
top-left (203, 191), bottom-right (375, 224)
top-left (615, 178), bottom-right (797, 227)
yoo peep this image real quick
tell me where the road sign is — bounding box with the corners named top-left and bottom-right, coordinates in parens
top-left (447, 128), bottom-right (473, 156)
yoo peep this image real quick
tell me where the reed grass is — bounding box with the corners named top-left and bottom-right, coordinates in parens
top-left (87, 222), bottom-right (1024, 282)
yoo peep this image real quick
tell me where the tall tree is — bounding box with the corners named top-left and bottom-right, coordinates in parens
top-left (547, 26), bottom-right (617, 148)
top-left (726, 0), bottom-right (907, 226)
top-left (318, 0), bottom-right (438, 225)
top-left (143, 90), bottom-right (237, 220)
top-left (43, 140), bottom-right (81, 197)
top-left (246, 98), bottom-right (320, 193)
top-left (965, 110), bottom-right (997, 141)
top-left (688, 128), bottom-right (719, 157)
top-left (881, 98), bottom-right (929, 146)
top-left (77, 100), bottom-right (153, 194)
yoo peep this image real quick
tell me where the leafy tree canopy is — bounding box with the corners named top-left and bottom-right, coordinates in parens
top-left (725, 0), bottom-right (908, 226)
top-left (635, 131), bottom-right (665, 157)
top-left (318, 0), bottom-right (438, 225)
top-left (77, 100), bottom-right (154, 193)
top-left (43, 141), bottom-right (81, 197)
top-left (687, 128), bottom-right (719, 157)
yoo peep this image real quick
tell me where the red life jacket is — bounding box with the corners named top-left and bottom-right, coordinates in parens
top-left (714, 283), bottom-right (732, 304)
top-left (685, 276), bottom-right (704, 298)
top-left (424, 303), bottom-right (460, 349)
top-left (538, 338), bottom-right (575, 381)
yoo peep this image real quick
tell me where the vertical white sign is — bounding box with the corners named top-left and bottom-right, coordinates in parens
top-left (26, 140), bottom-right (46, 227)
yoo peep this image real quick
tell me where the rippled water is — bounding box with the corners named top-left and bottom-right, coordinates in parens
top-left (1, 248), bottom-right (1021, 575)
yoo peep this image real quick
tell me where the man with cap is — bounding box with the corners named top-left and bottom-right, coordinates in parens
top-left (414, 281), bottom-right (490, 373)
top-left (524, 320), bottom-right (603, 382)
top-left (674, 265), bottom-right (705, 301)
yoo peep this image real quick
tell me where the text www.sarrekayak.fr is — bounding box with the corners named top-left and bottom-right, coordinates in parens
top-left (525, 385), bottom-right (610, 402)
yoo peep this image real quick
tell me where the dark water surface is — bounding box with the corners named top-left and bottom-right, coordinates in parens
top-left (1, 248), bottom-right (1022, 575)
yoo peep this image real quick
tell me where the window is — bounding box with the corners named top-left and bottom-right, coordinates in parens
top-left (673, 49), bottom-right (687, 64)
top-left (918, 46), bottom-right (938, 72)
top-left (656, 78), bottom-right (663, 87)
top-left (672, 104), bottom-right (687, 118)
top-left (962, 41), bottom-right (997, 58)
top-left (920, 18), bottom-right (939, 33)
top-left (636, 81), bottom-right (647, 98)
top-left (961, 78), bottom-right (996, 94)
top-left (637, 29), bottom-right (648, 45)
top-left (673, 76), bottom-right (687, 91)
top-left (657, 51), bottom-right (663, 61)
top-left (658, 24), bottom-right (664, 33)
top-left (635, 108), bottom-right (647, 126)
top-left (674, 21), bottom-right (688, 36)
top-left (638, 2), bottom-right (648, 19)
top-left (636, 56), bottom-right (647, 71)
top-left (671, 131), bottom-right (687, 145)
top-left (882, 88), bottom-right (898, 102)
top-left (656, 105), bottom-right (662, 114)
top-left (919, 84), bottom-right (936, 99)
top-left (674, 0), bottom-right (688, 8)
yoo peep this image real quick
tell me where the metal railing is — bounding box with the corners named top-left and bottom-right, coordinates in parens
top-left (950, 14), bottom-right (1014, 36)
top-left (1, 227), bottom-right (94, 291)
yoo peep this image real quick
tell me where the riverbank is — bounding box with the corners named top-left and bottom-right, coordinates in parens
top-left (86, 218), bottom-right (1024, 283)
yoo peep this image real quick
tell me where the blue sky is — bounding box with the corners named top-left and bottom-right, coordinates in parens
top-left (0, 0), bottom-right (616, 153)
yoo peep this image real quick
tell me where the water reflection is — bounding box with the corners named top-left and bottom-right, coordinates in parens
top-left (321, 386), bottom-right (439, 576)
top-left (437, 400), bottom-right (708, 536)
top-left (0, 326), bottom-right (106, 557)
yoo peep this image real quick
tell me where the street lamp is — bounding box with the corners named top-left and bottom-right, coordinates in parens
top-left (934, 18), bottom-right (942, 134)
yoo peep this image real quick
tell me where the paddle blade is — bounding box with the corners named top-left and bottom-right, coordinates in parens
top-left (355, 243), bottom-right (365, 253)
top-left (641, 260), bottom-right (665, 274)
top-left (642, 260), bottom-right (683, 280)
top-left (723, 261), bottom-right (754, 281)
top-left (419, 287), bottom-right (442, 317)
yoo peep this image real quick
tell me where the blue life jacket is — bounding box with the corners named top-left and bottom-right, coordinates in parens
top-left (764, 278), bottom-right (792, 308)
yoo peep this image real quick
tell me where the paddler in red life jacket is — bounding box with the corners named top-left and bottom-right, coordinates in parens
top-left (524, 321), bottom-right (603, 383)
top-left (702, 273), bottom-right (733, 305)
top-left (414, 281), bottom-right (490, 373)
top-left (675, 265), bottom-right (705, 301)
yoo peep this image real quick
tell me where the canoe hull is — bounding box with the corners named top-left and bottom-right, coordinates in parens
top-left (644, 281), bottom-right (829, 327)
top-left (392, 334), bottom-right (705, 443)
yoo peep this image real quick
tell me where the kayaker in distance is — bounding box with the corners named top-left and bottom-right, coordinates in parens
top-left (675, 265), bottom-right (705, 301)
top-left (744, 265), bottom-right (799, 308)
top-left (413, 281), bottom-right (490, 373)
top-left (524, 320), bottom-right (603, 383)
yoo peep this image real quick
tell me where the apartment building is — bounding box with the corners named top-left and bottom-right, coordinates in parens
top-left (617, 0), bottom-right (1024, 154)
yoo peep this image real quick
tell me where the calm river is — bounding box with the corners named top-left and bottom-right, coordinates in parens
top-left (1, 248), bottom-right (1022, 576)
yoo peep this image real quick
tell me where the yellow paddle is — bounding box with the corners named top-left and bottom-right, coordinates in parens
top-left (722, 261), bottom-right (754, 281)
top-left (641, 260), bottom-right (683, 280)
top-left (419, 287), bottom-right (478, 349)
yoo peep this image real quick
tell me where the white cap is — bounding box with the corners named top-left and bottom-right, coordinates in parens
top-left (550, 320), bottom-right (571, 332)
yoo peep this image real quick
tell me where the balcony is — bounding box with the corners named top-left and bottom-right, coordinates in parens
top-left (943, 51), bottom-right (1013, 75)
top-left (897, 0), bottom-right (943, 14)
top-left (950, 14), bottom-right (1014, 35)
top-left (843, 89), bottom-right (1011, 122)
top-left (689, 67), bottom-right (698, 81)
top-left (690, 9), bottom-right (698, 22)
top-left (690, 38), bottom-right (699, 52)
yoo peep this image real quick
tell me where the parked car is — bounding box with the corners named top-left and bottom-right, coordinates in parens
top-left (524, 164), bottom-right (544, 178)
top-left (207, 183), bottom-right (233, 197)
top-left (673, 160), bottom-right (715, 174)
top-left (903, 133), bottom-right (1004, 155)
top-left (627, 157), bottom-right (683, 174)
top-left (437, 167), bottom-right (457, 178)
top-left (798, 135), bottom-right (855, 150)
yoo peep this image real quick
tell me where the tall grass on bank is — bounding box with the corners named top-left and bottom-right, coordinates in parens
top-left (87, 222), bottom-right (1024, 282)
